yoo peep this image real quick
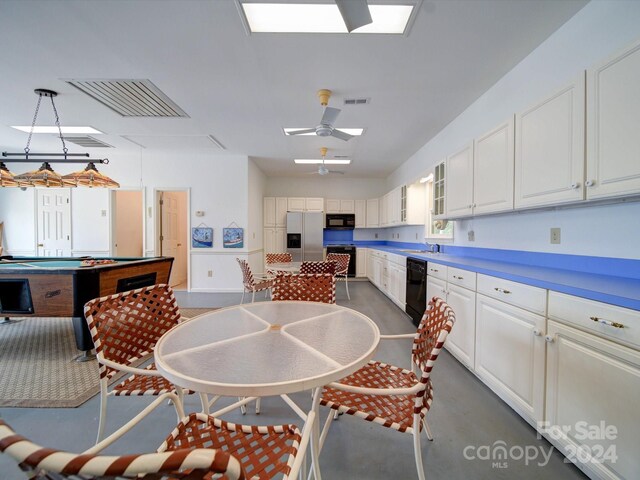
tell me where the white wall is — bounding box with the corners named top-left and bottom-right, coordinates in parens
top-left (247, 160), bottom-right (267, 273)
top-left (266, 177), bottom-right (386, 199)
top-left (387, 0), bottom-right (640, 259)
top-left (0, 188), bottom-right (37, 255)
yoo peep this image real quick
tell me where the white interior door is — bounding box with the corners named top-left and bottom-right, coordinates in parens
top-left (113, 190), bottom-right (143, 257)
top-left (37, 188), bottom-right (71, 257)
top-left (160, 191), bottom-right (187, 287)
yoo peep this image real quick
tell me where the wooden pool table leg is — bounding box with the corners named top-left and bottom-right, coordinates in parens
top-left (72, 316), bottom-right (96, 362)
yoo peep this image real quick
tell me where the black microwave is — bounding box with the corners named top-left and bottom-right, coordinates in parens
top-left (325, 213), bottom-right (355, 230)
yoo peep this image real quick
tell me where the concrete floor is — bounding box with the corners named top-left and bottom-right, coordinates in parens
top-left (0, 282), bottom-right (586, 479)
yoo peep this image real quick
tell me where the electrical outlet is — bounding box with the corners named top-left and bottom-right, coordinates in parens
top-left (374, 233), bottom-right (378, 239)
top-left (550, 228), bottom-right (561, 244)
top-left (101, 210), bottom-right (107, 217)
top-left (468, 230), bottom-right (475, 242)
top-left (207, 270), bottom-right (213, 277)
top-left (415, 232), bottom-right (418, 240)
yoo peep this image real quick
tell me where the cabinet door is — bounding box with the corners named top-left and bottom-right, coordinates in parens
top-left (325, 199), bottom-right (340, 213)
top-left (263, 197), bottom-right (276, 227)
top-left (545, 320), bottom-right (640, 480)
top-left (398, 266), bottom-right (406, 309)
top-left (515, 75), bottom-right (585, 208)
top-left (340, 199), bottom-right (355, 213)
top-left (474, 118), bottom-right (515, 215)
top-left (356, 247), bottom-right (367, 277)
top-left (366, 198), bottom-right (379, 227)
top-left (354, 200), bottom-right (366, 228)
top-left (380, 194), bottom-right (388, 226)
top-left (274, 228), bottom-right (286, 253)
top-left (446, 142), bottom-right (474, 218)
top-left (367, 250), bottom-right (374, 282)
top-left (445, 284), bottom-right (476, 370)
top-left (288, 198), bottom-right (305, 212)
top-left (305, 198), bottom-right (324, 211)
top-left (426, 276), bottom-right (447, 309)
top-left (374, 257), bottom-right (383, 288)
top-left (587, 39), bottom-right (640, 199)
top-left (263, 228), bottom-right (275, 253)
top-left (275, 198), bottom-right (288, 227)
top-left (475, 294), bottom-right (546, 424)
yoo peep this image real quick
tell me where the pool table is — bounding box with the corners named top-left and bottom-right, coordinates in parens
top-left (0, 256), bottom-right (173, 360)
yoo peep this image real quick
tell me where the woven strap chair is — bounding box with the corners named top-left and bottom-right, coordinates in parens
top-left (272, 272), bottom-right (336, 304)
top-left (83, 284), bottom-right (194, 444)
top-left (319, 297), bottom-right (455, 480)
top-left (237, 258), bottom-right (275, 304)
top-left (299, 260), bottom-right (337, 275)
top-left (0, 392), bottom-right (312, 480)
top-left (325, 252), bottom-right (351, 299)
top-left (265, 252), bottom-right (293, 264)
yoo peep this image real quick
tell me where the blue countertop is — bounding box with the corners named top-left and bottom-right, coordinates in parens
top-left (356, 243), bottom-right (640, 311)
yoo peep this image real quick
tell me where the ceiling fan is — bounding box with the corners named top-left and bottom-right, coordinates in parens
top-left (286, 89), bottom-right (354, 141)
top-left (336, 0), bottom-right (373, 33)
top-left (305, 147), bottom-right (346, 176)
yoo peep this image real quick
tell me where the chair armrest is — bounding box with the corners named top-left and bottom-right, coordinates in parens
top-left (100, 357), bottom-right (162, 377)
top-left (379, 333), bottom-right (415, 340)
top-left (287, 409), bottom-right (315, 480)
top-left (325, 380), bottom-right (424, 397)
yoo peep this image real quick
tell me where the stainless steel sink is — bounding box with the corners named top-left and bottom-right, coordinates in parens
top-left (399, 249), bottom-right (432, 254)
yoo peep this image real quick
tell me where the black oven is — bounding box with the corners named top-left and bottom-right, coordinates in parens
top-left (406, 258), bottom-right (427, 326)
top-left (325, 213), bottom-right (355, 230)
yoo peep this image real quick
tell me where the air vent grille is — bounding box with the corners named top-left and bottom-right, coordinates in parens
top-left (344, 98), bottom-right (370, 105)
top-left (63, 136), bottom-right (113, 148)
top-left (66, 79), bottom-right (189, 117)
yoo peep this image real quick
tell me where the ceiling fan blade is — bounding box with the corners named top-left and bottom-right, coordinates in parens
top-left (330, 129), bottom-right (354, 141)
top-left (286, 128), bottom-right (316, 136)
top-left (336, 0), bottom-right (373, 33)
top-left (320, 107), bottom-right (341, 126)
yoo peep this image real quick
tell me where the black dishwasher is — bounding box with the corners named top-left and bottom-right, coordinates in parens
top-left (406, 258), bottom-right (427, 326)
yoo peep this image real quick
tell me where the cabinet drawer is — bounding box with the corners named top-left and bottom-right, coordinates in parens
top-left (477, 274), bottom-right (546, 315)
top-left (447, 267), bottom-right (476, 291)
top-left (426, 262), bottom-right (447, 281)
top-left (549, 291), bottom-right (640, 350)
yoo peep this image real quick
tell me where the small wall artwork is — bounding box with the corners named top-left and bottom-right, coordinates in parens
top-left (192, 227), bottom-right (213, 248)
top-left (223, 227), bottom-right (244, 248)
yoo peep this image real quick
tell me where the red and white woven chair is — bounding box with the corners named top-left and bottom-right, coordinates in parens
top-left (0, 392), bottom-right (313, 480)
top-left (265, 252), bottom-right (293, 265)
top-left (84, 284), bottom-right (195, 444)
top-left (272, 272), bottom-right (336, 304)
top-left (237, 258), bottom-right (275, 304)
top-left (326, 252), bottom-right (351, 300)
top-left (299, 260), bottom-right (337, 275)
top-left (319, 297), bottom-right (455, 480)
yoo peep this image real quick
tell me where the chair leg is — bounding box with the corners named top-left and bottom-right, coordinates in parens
top-left (96, 378), bottom-right (109, 444)
top-left (344, 276), bottom-right (350, 300)
top-left (255, 397), bottom-right (261, 414)
top-left (251, 290), bottom-right (256, 303)
top-left (239, 397), bottom-right (247, 415)
top-left (423, 418), bottom-right (434, 441)
top-left (240, 290), bottom-right (245, 304)
top-left (413, 417), bottom-right (426, 480)
top-left (199, 392), bottom-right (210, 414)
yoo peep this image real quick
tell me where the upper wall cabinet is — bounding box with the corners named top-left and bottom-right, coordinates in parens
top-left (325, 199), bottom-right (355, 213)
top-left (473, 118), bottom-right (515, 215)
top-left (515, 75), bottom-right (585, 209)
top-left (586, 39), bottom-right (640, 200)
top-left (288, 197), bottom-right (324, 212)
top-left (264, 197), bottom-right (288, 227)
top-left (366, 198), bottom-right (379, 227)
top-left (354, 199), bottom-right (366, 228)
top-left (445, 142), bottom-right (474, 218)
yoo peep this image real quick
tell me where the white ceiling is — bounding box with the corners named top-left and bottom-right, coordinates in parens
top-left (0, 0), bottom-right (587, 178)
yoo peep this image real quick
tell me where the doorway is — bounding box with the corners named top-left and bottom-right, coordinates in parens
top-left (156, 190), bottom-right (188, 290)
top-left (36, 188), bottom-right (71, 256)
top-left (111, 190), bottom-right (143, 257)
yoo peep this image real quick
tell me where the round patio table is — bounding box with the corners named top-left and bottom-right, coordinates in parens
top-left (266, 261), bottom-right (301, 274)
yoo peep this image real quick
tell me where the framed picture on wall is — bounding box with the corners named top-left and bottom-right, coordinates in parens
top-left (192, 227), bottom-right (213, 248)
top-left (223, 227), bottom-right (244, 248)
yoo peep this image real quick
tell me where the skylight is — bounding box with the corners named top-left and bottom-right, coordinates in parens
top-left (294, 159), bottom-right (351, 164)
top-left (11, 126), bottom-right (103, 134)
top-left (241, 3), bottom-right (413, 34)
top-left (283, 128), bottom-right (364, 136)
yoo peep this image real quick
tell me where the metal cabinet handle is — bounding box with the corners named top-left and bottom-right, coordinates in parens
top-left (494, 287), bottom-right (511, 294)
top-left (590, 316), bottom-right (625, 329)
top-left (453, 275), bottom-right (463, 280)
top-left (430, 268), bottom-right (438, 273)
top-left (545, 335), bottom-right (555, 343)
top-left (585, 179), bottom-right (595, 187)
top-left (533, 329), bottom-right (542, 337)
top-left (570, 182), bottom-right (580, 189)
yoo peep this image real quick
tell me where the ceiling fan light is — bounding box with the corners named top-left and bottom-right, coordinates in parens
top-left (316, 126), bottom-right (332, 137)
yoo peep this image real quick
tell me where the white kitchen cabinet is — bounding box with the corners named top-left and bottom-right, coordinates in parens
top-left (366, 198), bottom-right (379, 227)
top-left (515, 75), bottom-right (585, 208)
top-left (404, 183), bottom-right (426, 225)
top-left (545, 292), bottom-right (640, 480)
top-left (305, 198), bottom-right (324, 212)
top-left (380, 193), bottom-right (388, 226)
top-left (475, 294), bottom-right (546, 425)
top-left (263, 197), bottom-right (288, 227)
top-left (263, 227), bottom-right (285, 255)
top-left (356, 247), bottom-right (367, 278)
top-left (432, 161), bottom-right (446, 219)
top-left (445, 142), bottom-right (474, 218)
top-left (426, 274), bottom-right (447, 305)
top-left (366, 249), bottom-right (375, 283)
top-left (287, 197), bottom-right (305, 212)
top-left (354, 199), bottom-right (366, 228)
top-left (473, 118), bottom-right (515, 215)
top-left (325, 199), bottom-right (341, 213)
top-left (587, 38), bottom-right (640, 200)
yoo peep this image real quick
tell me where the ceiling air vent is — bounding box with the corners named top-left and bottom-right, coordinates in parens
top-left (65, 79), bottom-right (189, 117)
top-left (344, 97), bottom-right (370, 105)
top-left (63, 136), bottom-right (113, 148)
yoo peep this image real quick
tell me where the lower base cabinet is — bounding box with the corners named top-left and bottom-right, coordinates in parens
top-left (475, 294), bottom-right (546, 425)
top-left (445, 283), bottom-right (477, 369)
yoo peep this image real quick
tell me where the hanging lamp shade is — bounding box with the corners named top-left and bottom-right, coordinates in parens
top-left (13, 162), bottom-right (76, 188)
top-left (0, 162), bottom-right (20, 187)
top-left (62, 162), bottom-right (120, 188)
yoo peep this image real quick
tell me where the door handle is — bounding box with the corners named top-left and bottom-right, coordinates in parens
top-left (37, 243), bottom-right (44, 247)
top-left (177, 243), bottom-right (182, 247)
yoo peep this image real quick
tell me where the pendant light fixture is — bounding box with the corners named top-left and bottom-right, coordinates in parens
top-left (1, 89), bottom-right (119, 188)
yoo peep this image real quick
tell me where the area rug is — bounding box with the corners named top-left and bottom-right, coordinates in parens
top-left (0, 308), bottom-right (218, 408)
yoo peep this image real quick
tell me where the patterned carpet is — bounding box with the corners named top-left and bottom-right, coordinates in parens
top-left (0, 308), bottom-right (218, 408)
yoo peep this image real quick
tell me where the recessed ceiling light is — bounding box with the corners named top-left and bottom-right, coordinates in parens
top-left (295, 159), bottom-right (351, 165)
top-left (241, 3), bottom-right (413, 34)
top-left (284, 128), bottom-right (364, 136)
top-left (11, 126), bottom-right (104, 134)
